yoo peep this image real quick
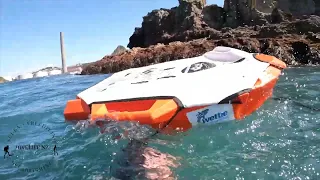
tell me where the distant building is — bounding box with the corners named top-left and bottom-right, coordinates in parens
top-left (33, 71), bottom-right (49, 78)
top-left (48, 69), bottom-right (62, 76)
top-left (2, 76), bottom-right (13, 81)
top-left (17, 73), bottom-right (33, 80)
top-left (67, 65), bottom-right (82, 75)
top-left (12, 64), bottom-right (83, 81)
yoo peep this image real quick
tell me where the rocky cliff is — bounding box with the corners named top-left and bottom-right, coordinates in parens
top-left (127, 0), bottom-right (319, 48)
top-left (81, 0), bottom-right (320, 75)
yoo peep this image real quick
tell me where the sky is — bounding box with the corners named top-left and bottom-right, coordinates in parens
top-left (0, 0), bottom-right (224, 77)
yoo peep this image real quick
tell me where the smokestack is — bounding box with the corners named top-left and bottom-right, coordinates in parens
top-left (60, 32), bottom-right (67, 73)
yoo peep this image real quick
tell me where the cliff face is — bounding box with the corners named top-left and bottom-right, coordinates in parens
top-left (276, 0), bottom-right (316, 16)
top-left (315, 0), bottom-right (320, 15)
top-left (128, 0), bottom-right (208, 48)
top-left (81, 34), bottom-right (320, 75)
top-left (127, 0), bottom-right (319, 48)
top-left (81, 0), bottom-right (320, 75)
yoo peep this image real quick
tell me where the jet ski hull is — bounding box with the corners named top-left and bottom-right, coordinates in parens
top-left (63, 47), bottom-right (286, 134)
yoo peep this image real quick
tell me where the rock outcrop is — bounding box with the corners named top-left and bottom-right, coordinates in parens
top-left (111, 45), bottom-right (128, 56)
top-left (128, 0), bottom-right (208, 48)
top-left (81, 0), bottom-right (320, 75)
top-left (127, 0), bottom-right (319, 48)
top-left (276, 0), bottom-right (316, 16)
top-left (315, 0), bottom-right (320, 15)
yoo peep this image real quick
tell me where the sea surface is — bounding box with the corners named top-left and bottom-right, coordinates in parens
top-left (0, 66), bottom-right (319, 180)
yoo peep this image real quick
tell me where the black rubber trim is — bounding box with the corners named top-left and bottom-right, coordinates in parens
top-left (100, 88), bottom-right (108, 92)
top-left (163, 67), bottom-right (175, 70)
top-left (218, 89), bottom-right (251, 104)
top-left (142, 68), bottom-right (156, 74)
top-left (269, 63), bottom-right (284, 69)
top-left (233, 58), bottom-right (245, 63)
top-left (80, 74), bottom-right (113, 94)
top-left (90, 96), bottom-right (183, 106)
top-left (99, 82), bottom-right (116, 92)
top-left (157, 76), bottom-right (176, 79)
top-left (131, 81), bottom-right (149, 84)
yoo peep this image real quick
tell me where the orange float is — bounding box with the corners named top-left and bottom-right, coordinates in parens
top-left (64, 46), bottom-right (286, 134)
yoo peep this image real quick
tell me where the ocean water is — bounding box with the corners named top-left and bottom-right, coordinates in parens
top-left (0, 66), bottom-right (319, 180)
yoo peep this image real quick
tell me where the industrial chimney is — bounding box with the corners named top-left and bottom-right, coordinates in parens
top-left (60, 32), bottom-right (67, 73)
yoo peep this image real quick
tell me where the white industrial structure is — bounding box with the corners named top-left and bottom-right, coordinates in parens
top-left (4, 32), bottom-right (76, 82)
top-left (2, 76), bottom-right (13, 81)
top-left (17, 73), bottom-right (33, 80)
top-left (11, 64), bottom-right (83, 81)
top-left (14, 66), bottom-right (62, 80)
top-left (67, 66), bottom-right (82, 75)
top-left (33, 71), bottom-right (49, 78)
top-left (48, 69), bottom-right (62, 76)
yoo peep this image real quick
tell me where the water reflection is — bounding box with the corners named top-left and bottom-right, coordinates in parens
top-left (74, 119), bottom-right (182, 180)
top-left (111, 139), bottom-right (181, 180)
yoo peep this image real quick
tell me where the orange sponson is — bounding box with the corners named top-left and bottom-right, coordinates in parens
top-left (160, 53), bottom-right (287, 134)
top-left (64, 99), bottom-right (91, 121)
top-left (232, 54), bottom-right (287, 120)
top-left (90, 99), bottom-right (180, 130)
top-left (254, 53), bottom-right (287, 69)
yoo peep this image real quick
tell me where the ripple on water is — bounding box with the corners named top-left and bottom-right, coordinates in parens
top-left (0, 67), bottom-right (320, 179)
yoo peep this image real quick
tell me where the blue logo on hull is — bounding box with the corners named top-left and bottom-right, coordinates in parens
top-left (196, 109), bottom-right (228, 124)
